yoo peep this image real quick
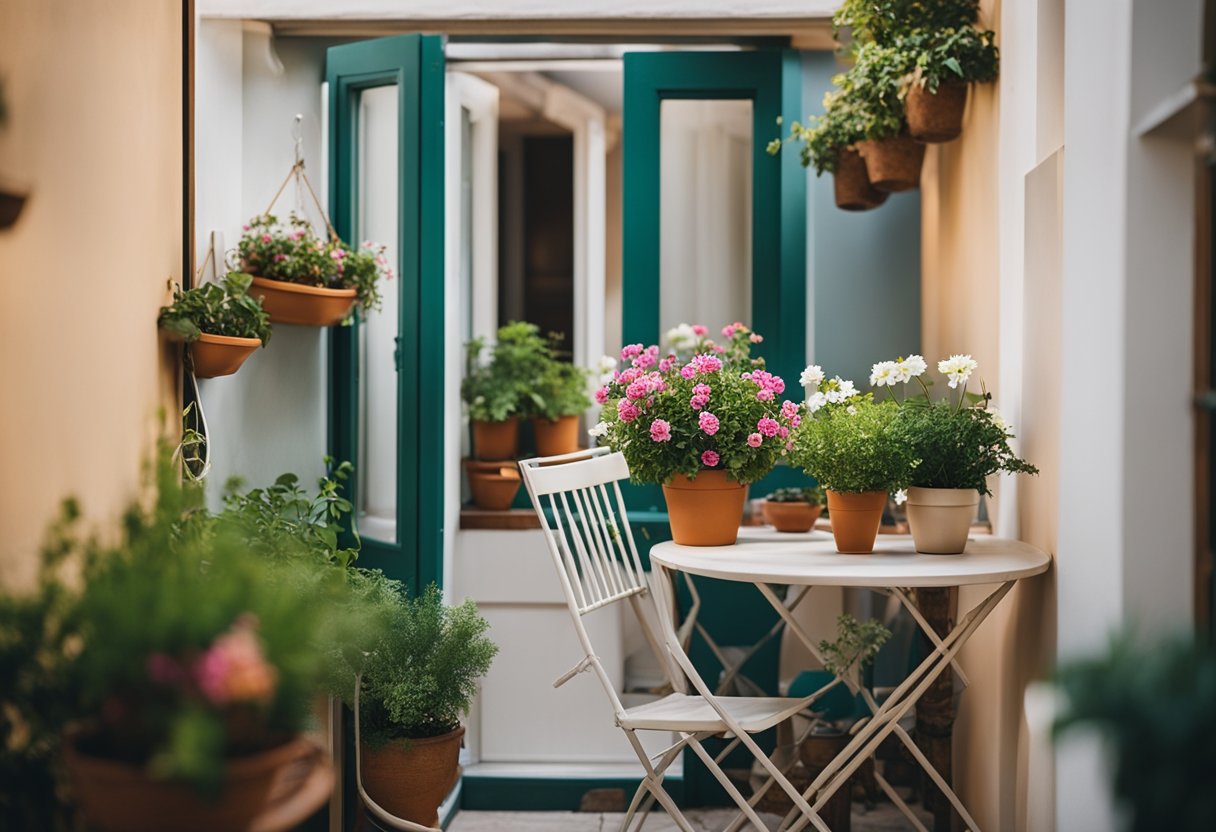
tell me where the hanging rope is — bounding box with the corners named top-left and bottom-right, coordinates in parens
top-left (259, 115), bottom-right (340, 242)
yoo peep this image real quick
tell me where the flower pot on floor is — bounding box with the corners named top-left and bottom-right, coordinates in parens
top-left (64, 732), bottom-right (333, 832)
top-left (531, 415), bottom-right (581, 457)
top-left (190, 333), bottom-right (261, 379)
top-left (662, 470), bottom-right (747, 546)
top-left (906, 81), bottom-right (969, 143)
top-left (360, 726), bottom-right (465, 829)
top-left (825, 490), bottom-right (888, 554)
top-left (833, 148), bottom-right (889, 211)
top-left (464, 460), bottom-right (521, 510)
top-left (763, 500), bottom-right (824, 534)
top-left (472, 416), bottom-right (519, 461)
top-left (858, 135), bottom-right (926, 192)
top-left (250, 276), bottom-right (357, 326)
top-left (905, 487), bottom-right (980, 554)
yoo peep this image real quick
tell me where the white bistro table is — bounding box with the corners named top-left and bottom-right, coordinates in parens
top-left (649, 533), bottom-right (1050, 832)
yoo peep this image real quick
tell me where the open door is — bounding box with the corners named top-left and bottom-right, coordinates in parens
top-left (326, 35), bottom-right (445, 593)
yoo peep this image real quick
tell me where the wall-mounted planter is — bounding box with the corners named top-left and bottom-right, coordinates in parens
top-left (906, 81), bottom-right (969, 143)
top-left (190, 333), bottom-right (261, 379)
top-left (833, 148), bottom-right (889, 211)
top-left (250, 276), bottom-right (357, 326)
top-left (859, 135), bottom-right (926, 193)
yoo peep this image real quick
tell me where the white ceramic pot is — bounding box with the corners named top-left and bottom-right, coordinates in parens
top-left (905, 487), bottom-right (980, 554)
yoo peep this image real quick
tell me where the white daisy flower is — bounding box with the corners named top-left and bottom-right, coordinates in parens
top-left (938, 354), bottom-right (978, 389)
top-left (895, 354), bottom-right (927, 382)
top-left (800, 364), bottom-right (825, 389)
top-left (870, 360), bottom-right (898, 387)
top-left (665, 323), bottom-right (697, 349)
top-left (824, 378), bottom-right (860, 404)
top-left (894, 489), bottom-right (907, 505)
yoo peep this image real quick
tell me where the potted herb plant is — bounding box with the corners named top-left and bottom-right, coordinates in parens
top-left (903, 26), bottom-right (999, 142)
top-left (330, 583), bottom-right (497, 828)
top-left (595, 322), bottom-right (800, 546)
top-left (762, 486), bottom-right (827, 533)
top-left (158, 272), bottom-right (272, 378)
top-left (848, 42), bottom-right (925, 192)
top-left (530, 358), bottom-right (592, 457)
top-left (789, 365), bottom-right (918, 554)
top-left (872, 353), bottom-right (1037, 553)
top-left (236, 214), bottom-right (391, 327)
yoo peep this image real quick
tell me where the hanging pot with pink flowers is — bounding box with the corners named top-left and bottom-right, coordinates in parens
top-left (595, 322), bottom-right (800, 546)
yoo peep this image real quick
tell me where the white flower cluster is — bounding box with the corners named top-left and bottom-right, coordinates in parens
top-left (588, 421), bottom-right (609, 438)
top-left (800, 363), bottom-right (860, 414)
top-left (596, 354), bottom-right (618, 384)
top-left (665, 323), bottom-right (698, 350)
top-left (800, 364), bottom-right (825, 389)
top-left (869, 354), bottom-right (927, 387)
top-left (938, 354), bottom-right (977, 389)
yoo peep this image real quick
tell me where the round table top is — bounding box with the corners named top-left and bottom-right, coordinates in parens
top-left (650, 530), bottom-right (1051, 587)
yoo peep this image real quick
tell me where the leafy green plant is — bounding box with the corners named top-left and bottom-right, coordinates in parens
top-left (765, 486), bottom-right (826, 505)
top-left (158, 272), bottom-right (272, 345)
top-left (844, 42), bottom-right (916, 141)
top-left (462, 322), bottom-right (592, 423)
top-left (235, 213), bottom-right (391, 315)
top-left (330, 583), bottom-right (498, 745)
top-left (532, 359), bottom-right (591, 421)
top-left (833, 0), bottom-right (980, 46)
top-left (1054, 633), bottom-right (1216, 832)
top-left (767, 88), bottom-right (870, 175)
top-left (818, 613), bottom-right (891, 681)
top-left (790, 390), bottom-right (918, 494)
top-left (904, 26), bottom-right (999, 92)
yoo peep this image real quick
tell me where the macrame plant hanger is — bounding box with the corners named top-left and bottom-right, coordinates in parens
top-left (175, 244), bottom-right (217, 482)
top-left (260, 114), bottom-right (340, 241)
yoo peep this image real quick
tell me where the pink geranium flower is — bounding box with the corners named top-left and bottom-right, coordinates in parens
top-left (757, 417), bottom-right (780, 438)
top-left (659, 355), bottom-right (677, 373)
top-left (621, 344), bottom-right (644, 361)
top-left (650, 419), bottom-right (672, 442)
top-left (747, 433), bottom-right (763, 448)
top-left (701, 449), bottom-right (720, 467)
top-left (626, 381), bottom-right (648, 400)
top-left (690, 394), bottom-right (708, 410)
top-left (594, 386), bottom-right (609, 405)
top-left (692, 325), bottom-right (708, 336)
top-left (680, 365), bottom-right (696, 380)
top-left (618, 400), bottom-right (640, 423)
top-left (722, 324), bottom-right (737, 338)
top-left (781, 400), bottom-right (799, 420)
top-left (699, 412), bottom-right (720, 436)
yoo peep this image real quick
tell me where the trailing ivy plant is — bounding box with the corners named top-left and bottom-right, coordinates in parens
top-left (818, 613), bottom-right (892, 682)
top-left (158, 272), bottom-right (272, 345)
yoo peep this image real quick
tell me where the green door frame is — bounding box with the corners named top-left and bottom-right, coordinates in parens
top-left (327, 35), bottom-right (446, 593)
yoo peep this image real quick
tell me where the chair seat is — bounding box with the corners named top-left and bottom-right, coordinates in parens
top-left (619, 692), bottom-right (812, 733)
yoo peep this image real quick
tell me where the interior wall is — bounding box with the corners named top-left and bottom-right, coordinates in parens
top-left (194, 24), bottom-right (338, 505)
top-left (0, 0), bottom-right (183, 588)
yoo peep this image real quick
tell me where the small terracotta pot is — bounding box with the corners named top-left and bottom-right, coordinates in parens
top-left (662, 470), bottom-right (747, 546)
top-left (250, 276), bottom-right (357, 326)
top-left (190, 332), bottom-right (261, 379)
top-left (472, 417), bottom-right (519, 461)
top-left (833, 148), bottom-right (889, 211)
top-left (763, 501), bottom-right (824, 534)
top-left (63, 732), bottom-right (332, 832)
top-left (531, 415), bottom-right (581, 457)
top-left (825, 490), bottom-right (888, 554)
top-left (465, 459), bottom-right (522, 510)
top-left (360, 726), bottom-right (465, 829)
top-left (905, 486), bottom-right (980, 554)
top-left (906, 81), bottom-right (969, 143)
top-left (858, 134), bottom-right (926, 192)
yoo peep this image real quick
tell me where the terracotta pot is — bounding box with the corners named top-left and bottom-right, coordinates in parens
top-left (360, 726), bottom-right (465, 829)
top-left (189, 332), bottom-right (261, 379)
top-left (906, 81), bottom-right (969, 143)
top-left (905, 487), bottom-right (980, 554)
top-left (465, 460), bottom-right (522, 510)
top-left (531, 415), bottom-right (581, 457)
top-left (763, 501), bottom-right (824, 534)
top-left (832, 148), bottom-right (889, 211)
top-left (662, 470), bottom-right (747, 546)
top-left (825, 490), bottom-right (888, 554)
top-left (250, 276), bottom-right (357, 326)
top-left (63, 732), bottom-right (332, 832)
top-left (858, 135), bottom-right (926, 192)
top-left (472, 417), bottom-right (519, 461)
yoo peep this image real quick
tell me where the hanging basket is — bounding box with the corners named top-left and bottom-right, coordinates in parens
top-left (906, 81), bottom-right (969, 144)
top-left (832, 148), bottom-right (889, 211)
top-left (190, 332), bottom-right (262, 379)
top-left (858, 134), bottom-right (926, 193)
top-left (249, 277), bottom-right (357, 327)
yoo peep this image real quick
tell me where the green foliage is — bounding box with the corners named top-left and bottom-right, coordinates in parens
top-left (330, 584), bottom-right (498, 744)
top-left (765, 486), bottom-right (826, 505)
top-left (462, 321), bottom-right (592, 422)
top-left (843, 42), bottom-right (916, 141)
top-left (158, 272), bottom-right (272, 345)
top-left (1054, 633), bottom-right (1216, 832)
top-left (790, 395), bottom-right (918, 493)
top-left (533, 360), bottom-right (592, 421)
top-left (834, 0), bottom-right (980, 46)
top-left (235, 213), bottom-right (390, 314)
top-left (904, 26), bottom-right (999, 92)
top-left (769, 89), bottom-right (869, 175)
top-left (818, 613), bottom-right (891, 680)
top-left (891, 400), bottom-right (1037, 493)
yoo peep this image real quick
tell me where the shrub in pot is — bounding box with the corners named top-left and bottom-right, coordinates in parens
top-left (595, 322), bottom-right (799, 546)
top-left (846, 43), bottom-right (925, 192)
top-left (763, 486), bottom-right (827, 533)
top-left (236, 213), bottom-right (391, 326)
top-left (158, 272), bottom-right (272, 378)
top-left (461, 322), bottom-right (553, 464)
top-left (789, 367), bottom-right (917, 554)
top-left (330, 584), bottom-right (497, 828)
top-left (903, 25), bottom-right (999, 142)
top-left (871, 353), bottom-right (1037, 553)
top-left (529, 358), bottom-right (591, 457)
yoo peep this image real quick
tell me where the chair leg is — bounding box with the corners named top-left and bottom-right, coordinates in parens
top-left (622, 729), bottom-right (697, 832)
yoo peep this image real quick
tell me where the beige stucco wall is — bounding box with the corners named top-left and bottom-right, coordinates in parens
top-left (919, 1), bottom-right (1061, 828)
top-left (0, 0), bottom-right (183, 588)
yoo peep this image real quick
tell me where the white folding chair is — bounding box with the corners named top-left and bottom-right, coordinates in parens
top-left (519, 448), bottom-right (825, 832)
